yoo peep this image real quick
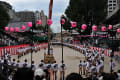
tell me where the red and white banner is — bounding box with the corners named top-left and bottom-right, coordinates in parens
top-left (0, 43), bottom-right (48, 57)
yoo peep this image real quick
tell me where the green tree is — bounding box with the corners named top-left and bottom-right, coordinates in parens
top-left (0, 5), bottom-right (10, 29)
top-left (61, 15), bottom-right (73, 32)
top-left (65, 0), bottom-right (107, 35)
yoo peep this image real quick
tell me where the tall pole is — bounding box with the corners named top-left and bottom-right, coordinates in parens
top-left (111, 25), bottom-right (113, 73)
top-left (31, 27), bottom-right (33, 68)
top-left (48, 0), bottom-right (53, 55)
top-left (61, 22), bottom-right (64, 80)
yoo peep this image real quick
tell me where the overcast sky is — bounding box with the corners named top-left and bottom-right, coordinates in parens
top-left (1, 0), bottom-right (69, 33)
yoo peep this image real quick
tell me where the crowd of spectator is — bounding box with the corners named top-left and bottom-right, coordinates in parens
top-left (0, 44), bottom-right (120, 80)
top-left (0, 34), bottom-right (17, 47)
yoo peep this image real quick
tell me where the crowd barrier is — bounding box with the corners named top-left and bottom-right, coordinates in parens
top-left (0, 43), bottom-right (48, 57)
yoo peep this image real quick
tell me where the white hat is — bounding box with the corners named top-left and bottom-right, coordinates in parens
top-left (34, 68), bottom-right (44, 77)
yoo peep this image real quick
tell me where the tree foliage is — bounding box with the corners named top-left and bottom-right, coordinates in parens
top-left (61, 15), bottom-right (72, 32)
top-left (0, 5), bottom-right (10, 29)
top-left (64, 0), bottom-right (107, 35)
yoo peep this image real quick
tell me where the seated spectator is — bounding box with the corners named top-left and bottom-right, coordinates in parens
top-left (66, 73), bottom-right (83, 80)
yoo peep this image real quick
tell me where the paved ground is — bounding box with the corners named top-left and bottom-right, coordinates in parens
top-left (12, 46), bottom-right (120, 79)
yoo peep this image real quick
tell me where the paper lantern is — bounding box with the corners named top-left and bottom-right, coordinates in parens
top-left (92, 25), bottom-right (97, 31)
top-left (108, 25), bottom-right (112, 30)
top-left (60, 19), bottom-right (65, 24)
top-left (28, 22), bottom-right (32, 27)
top-left (21, 25), bottom-right (26, 30)
top-left (47, 19), bottom-right (52, 25)
top-left (15, 27), bottom-right (19, 32)
top-left (5, 27), bottom-right (9, 31)
top-left (10, 27), bottom-right (14, 32)
top-left (101, 26), bottom-right (107, 32)
top-left (37, 20), bottom-right (42, 25)
top-left (117, 28), bottom-right (120, 33)
top-left (71, 22), bottom-right (77, 28)
top-left (81, 24), bottom-right (87, 30)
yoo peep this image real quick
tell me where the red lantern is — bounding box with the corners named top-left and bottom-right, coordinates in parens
top-left (71, 22), bottom-right (77, 28)
top-left (28, 22), bottom-right (32, 27)
top-left (47, 19), bottom-right (52, 25)
top-left (81, 24), bottom-right (87, 30)
top-left (21, 25), bottom-right (26, 30)
top-left (101, 26), bottom-right (107, 32)
top-left (108, 25), bottom-right (112, 30)
top-left (60, 19), bottom-right (65, 24)
top-left (5, 27), bottom-right (9, 31)
top-left (10, 27), bottom-right (14, 32)
top-left (92, 25), bottom-right (97, 31)
top-left (117, 28), bottom-right (120, 34)
top-left (37, 20), bottom-right (42, 25)
top-left (15, 27), bottom-right (19, 32)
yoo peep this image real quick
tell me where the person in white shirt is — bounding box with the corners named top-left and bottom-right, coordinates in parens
top-left (38, 60), bottom-right (45, 70)
top-left (79, 60), bottom-right (83, 75)
top-left (85, 60), bottom-right (90, 76)
top-left (90, 64), bottom-right (97, 73)
top-left (16, 60), bottom-right (22, 68)
top-left (59, 61), bottom-right (66, 80)
top-left (11, 59), bottom-right (16, 67)
top-left (110, 60), bottom-right (116, 72)
top-left (101, 53), bottom-right (104, 61)
top-left (82, 60), bottom-right (86, 75)
top-left (31, 61), bottom-right (36, 71)
top-left (52, 61), bottom-right (58, 80)
top-left (44, 48), bottom-right (47, 55)
top-left (0, 57), bottom-right (4, 63)
top-left (23, 59), bottom-right (28, 68)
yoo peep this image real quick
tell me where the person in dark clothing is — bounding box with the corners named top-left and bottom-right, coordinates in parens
top-left (12, 68), bottom-right (34, 80)
top-left (66, 73), bottom-right (83, 80)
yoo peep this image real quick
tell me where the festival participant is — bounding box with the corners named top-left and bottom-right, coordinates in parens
top-left (52, 61), bottom-right (58, 80)
top-left (110, 60), bottom-right (116, 72)
top-left (59, 61), bottom-right (66, 80)
top-left (0, 57), bottom-right (4, 63)
top-left (82, 60), bottom-right (86, 75)
top-left (44, 48), bottom-right (47, 55)
top-left (50, 46), bottom-right (53, 55)
top-left (7, 57), bottom-right (12, 66)
top-left (16, 60), bottom-right (22, 68)
top-left (23, 59), bottom-right (28, 68)
top-left (99, 59), bottom-right (104, 73)
top-left (79, 60), bottom-right (83, 75)
top-left (31, 61), bottom-right (36, 71)
top-left (89, 63), bottom-right (97, 75)
top-left (11, 59), bottom-right (16, 67)
top-left (85, 60), bottom-right (90, 76)
top-left (38, 60), bottom-right (45, 70)
top-left (101, 52), bottom-right (105, 61)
